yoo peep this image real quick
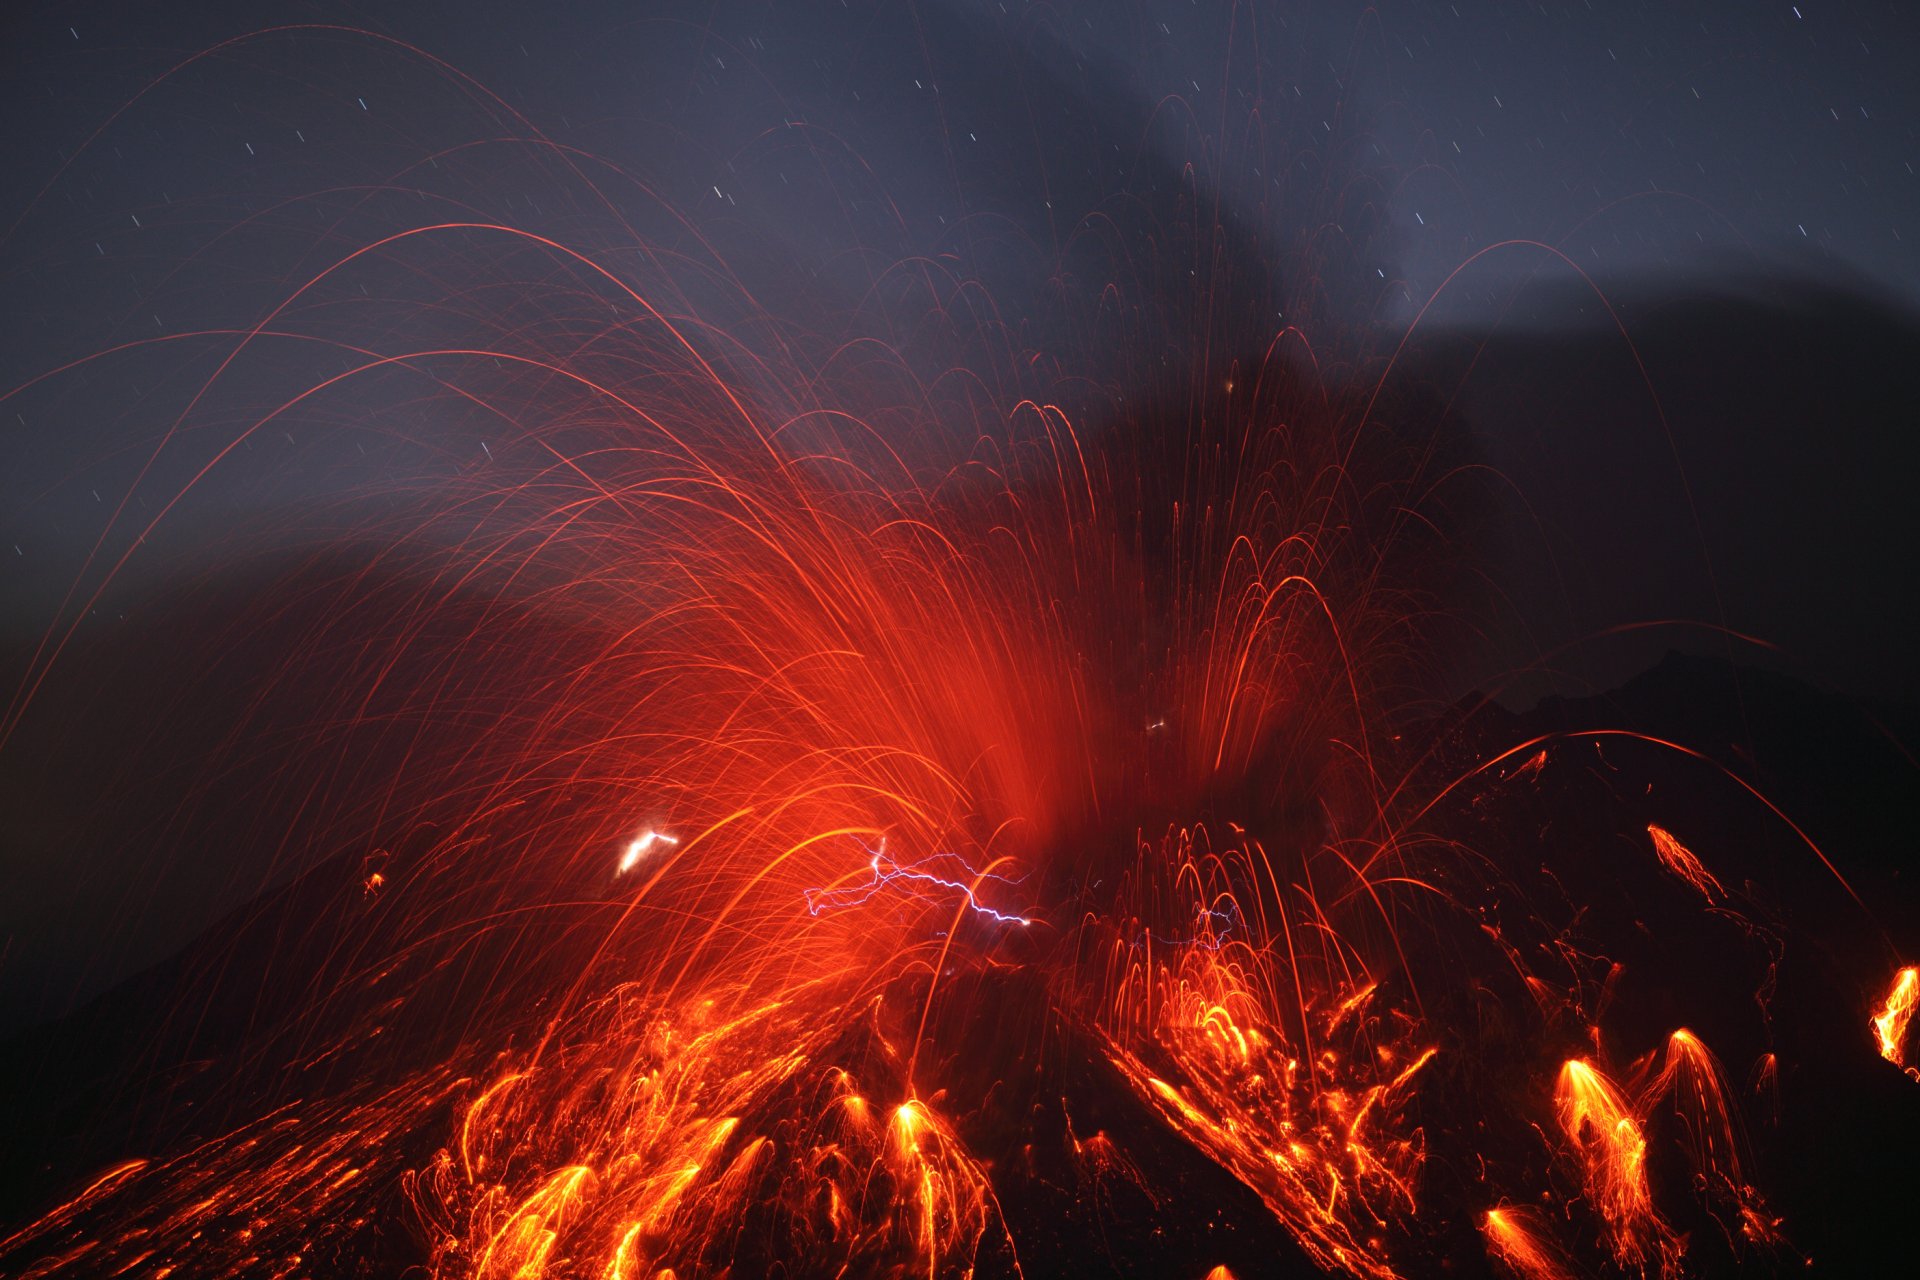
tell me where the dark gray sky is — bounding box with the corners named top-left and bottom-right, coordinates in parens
top-left (3, 0), bottom-right (1917, 639)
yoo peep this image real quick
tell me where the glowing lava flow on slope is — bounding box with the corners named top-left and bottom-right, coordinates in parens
top-left (1645, 824), bottom-right (1725, 903)
top-left (1874, 966), bottom-right (1920, 1080)
top-left (1481, 1206), bottom-right (1573, 1280)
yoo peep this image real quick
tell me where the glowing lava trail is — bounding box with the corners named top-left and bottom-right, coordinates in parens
top-left (1874, 966), bottom-right (1920, 1080)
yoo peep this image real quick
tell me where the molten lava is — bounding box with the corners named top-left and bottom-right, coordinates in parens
top-left (1873, 966), bottom-right (1920, 1080)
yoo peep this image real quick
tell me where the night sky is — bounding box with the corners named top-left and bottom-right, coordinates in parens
top-left (2, 0), bottom-right (1918, 1041)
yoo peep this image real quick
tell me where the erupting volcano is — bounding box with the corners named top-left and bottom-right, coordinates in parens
top-left (2, 4), bottom-right (1917, 1279)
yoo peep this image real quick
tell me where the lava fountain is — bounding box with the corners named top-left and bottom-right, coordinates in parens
top-left (0, 11), bottom-right (1913, 1280)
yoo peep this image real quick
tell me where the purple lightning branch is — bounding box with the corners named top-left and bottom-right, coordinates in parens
top-left (803, 839), bottom-right (1034, 927)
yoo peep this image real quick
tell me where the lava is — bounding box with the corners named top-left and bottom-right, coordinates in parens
top-left (1481, 1206), bottom-right (1573, 1280)
top-left (1555, 1058), bottom-right (1670, 1272)
top-left (1646, 824), bottom-right (1726, 903)
top-left (1873, 966), bottom-right (1920, 1080)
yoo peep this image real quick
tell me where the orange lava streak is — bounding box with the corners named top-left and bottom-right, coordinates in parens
top-left (1873, 966), bottom-right (1920, 1079)
top-left (1645, 823), bottom-right (1725, 903)
top-left (1549, 1027), bottom-right (1789, 1274)
top-left (1554, 1059), bottom-right (1670, 1272)
top-left (1646, 1029), bottom-right (1783, 1250)
top-left (1480, 1206), bottom-right (1573, 1280)
top-left (1093, 833), bottom-right (1432, 1280)
top-left (1648, 1029), bottom-right (1743, 1182)
top-left (404, 984), bottom-right (1011, 1280)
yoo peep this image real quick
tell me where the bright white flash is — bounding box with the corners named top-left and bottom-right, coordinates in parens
top-left (617, 829), bottom-right (678, 875)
